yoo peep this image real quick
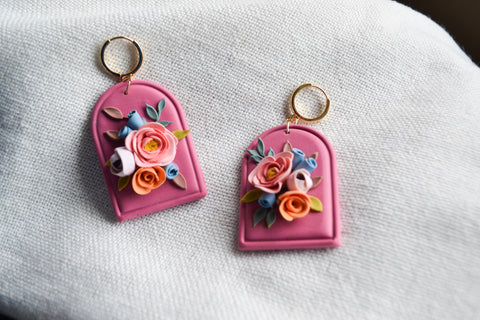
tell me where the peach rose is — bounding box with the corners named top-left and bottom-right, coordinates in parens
top-left (248, 152), bottom-right (293, 194)
top-left (277, 191), bottom-right (311, 221)
top-left (125, 123), bottom-right (178, 167)
top-left (132, 166), bottom-right (166, 195)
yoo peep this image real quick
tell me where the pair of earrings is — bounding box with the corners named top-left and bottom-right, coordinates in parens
top-left (92, 37), bottom-right (340, 251)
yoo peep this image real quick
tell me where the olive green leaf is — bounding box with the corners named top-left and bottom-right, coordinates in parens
top-left (105, 159), bottom-right (111, 167)
top-left (172, 129), bottom-right (191, 140)
top-left (309, 196), bottom-right (323, 212)
top-left (240, 189), bottom-right (264, 203)
top-left (118, 175), bottom-right (131, 192)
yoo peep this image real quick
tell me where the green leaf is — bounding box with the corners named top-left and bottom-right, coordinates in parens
top-left (158, 120), bottom-right (173, 127)
top-left (309, 196), bottom-right (323, 212)
top-left (157, 98), bottom-right (166, 115)
top-left (266, 208), bottom-right (276, 228)
top-left (118, 176), bottom-right (131, 192)
top-left (240, 189), bottom-right (264, 203)
top-left (247, 149), bottom-right (261, 157)
top-left (105, 159), bottom-right (111, 167)
top-left (172, 129), bottom-right (191, 140)
top-left (247, 149), bottom-right (264, 163)
top-left (251, 155), bottom-right (264, 164)
top-left (146, 104), bottom-right (159, 121)
top-left (267, 147), bottom-right (275, 157)
top-left (253, 207), bottom-right (268, 227)
top-left (257, 137), bottom-right (265, 156)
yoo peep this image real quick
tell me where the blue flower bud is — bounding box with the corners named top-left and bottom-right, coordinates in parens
top-left (118, 126), bottom-right (133, 139)
top-left (127, 110), bottom-right (144, 130)
top-left (164, 163), bottom-right (179, 180)
top-left (258, 192), bottom-right (276, 208)
top-left (295, 157), bottom-right (317, 173)
top-left (291, 148), bottom-right (305, 170)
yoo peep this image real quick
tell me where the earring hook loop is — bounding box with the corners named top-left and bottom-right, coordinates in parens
top-left (289, 83), bottom-right (330, 123)
top-left (100, 36), bottom-right (143, 81)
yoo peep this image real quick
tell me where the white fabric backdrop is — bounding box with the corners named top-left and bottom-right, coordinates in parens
top-left (1, 0), bottom-right (479, 319)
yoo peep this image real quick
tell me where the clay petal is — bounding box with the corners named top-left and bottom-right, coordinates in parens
top-left (306, 152), bottom-right (318, 161)
top-left (124, 130), bottom-right (137, 152)
top-left (102, 106), bottom-right (124, 120)
top-left (141, 122), bottom-right (166, 131)
top-left (109, 147), bottom-right (136, 177)
top-left (311, 176), bottom-right (322, 189)
top-left (104, 130), bottom-right (122, 142)
top-left (278, 199), bottom-right (294, 222)
top-left (282, 140), bottom-right (293, 152)
top-left (172, 172), bottom-right (187, 190)
top-left (287, 169), bottom-right (313, 192)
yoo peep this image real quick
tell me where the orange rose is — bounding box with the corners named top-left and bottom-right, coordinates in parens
top-left (277, 191), bottom-right (311, 221)
top-left (132, 166), bottom-right (166, 195)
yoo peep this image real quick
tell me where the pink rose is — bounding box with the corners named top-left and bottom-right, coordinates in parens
top-left (287, 169), bottom-right (313, 192)
top-left (248, 152), bottom-right (293, 193)
top-left (125, 123), bottom-right (178, 167)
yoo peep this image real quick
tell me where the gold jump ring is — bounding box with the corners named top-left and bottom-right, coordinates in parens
top-left (100, 36), bottom-right (143, 80)
top-left (289, 83), bottom-right (330, 123)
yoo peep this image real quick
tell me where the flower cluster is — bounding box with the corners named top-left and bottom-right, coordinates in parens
top-left (103, 99), bottom-right (190, 195)
top-left (241, 138), bottom-right (322, 228)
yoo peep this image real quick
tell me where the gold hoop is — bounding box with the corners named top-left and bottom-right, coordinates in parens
top-left (289, 83), bottom-right (330, 123)
top-left (100, 36), bottom-right (143, 80)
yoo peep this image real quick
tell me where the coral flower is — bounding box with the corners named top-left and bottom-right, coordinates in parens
top-left (277, 191), bottom-right (311, 221)
top-left (132, 166), bottom-right (166, 195)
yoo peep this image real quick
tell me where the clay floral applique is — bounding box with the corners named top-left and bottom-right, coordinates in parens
top-left (102, 99), bottom-right (190, 194)
top-left (240, 138), bottom-right (323, 228)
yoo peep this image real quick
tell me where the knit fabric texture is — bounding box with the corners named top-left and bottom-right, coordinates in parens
top-left (1, 0), bottom-right (479, 319)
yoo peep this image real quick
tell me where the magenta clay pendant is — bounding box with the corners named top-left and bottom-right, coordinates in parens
top-left (92, 37), bottom-right (206, 222)
top-left (239, 84), bottom-right (341, 250)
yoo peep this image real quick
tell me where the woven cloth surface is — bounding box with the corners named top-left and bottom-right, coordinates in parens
top-left (1, 0), bottom-right (479, 319)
